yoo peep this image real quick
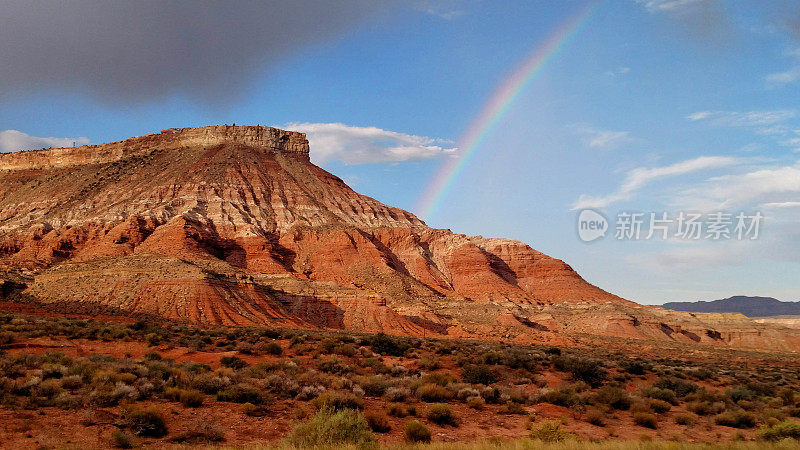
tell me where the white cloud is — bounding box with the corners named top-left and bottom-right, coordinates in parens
top-left (572, 156), bottom-right (741, 209)
top-left (580, 128), bottom-right (632, 149)
top-left (285, 122), bottom-right (457, 165)
top-left (0, 130), bottom-right (89, 153)
top-left (677, 162), bottom-right (800, 209)
top-left (686, 110), bottom-right (796, 127)
top-left (765, 67), bottom-right (800, 86)
top-left (762, 201), bottom-right (800, 208)
top-left (412, 0), bottom-right (467, 20)
top-left (638, 0), bottom-right (711, 13)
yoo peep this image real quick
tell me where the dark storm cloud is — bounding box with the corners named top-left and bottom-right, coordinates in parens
top-left (0, 0), bottom-right (394, 104)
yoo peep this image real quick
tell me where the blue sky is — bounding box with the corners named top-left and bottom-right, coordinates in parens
top-left (2, 0), bottom-right (799, 304)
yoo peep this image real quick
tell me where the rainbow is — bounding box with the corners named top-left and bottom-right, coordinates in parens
top-left (416, 2), bottom-right (601, 221)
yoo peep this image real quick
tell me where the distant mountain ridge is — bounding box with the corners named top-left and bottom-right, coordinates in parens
top-left (662, 296), bottom-right (800, 317)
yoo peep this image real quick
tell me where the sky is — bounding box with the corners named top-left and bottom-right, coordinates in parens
top-left (1, 0), bottom-right (799, 304)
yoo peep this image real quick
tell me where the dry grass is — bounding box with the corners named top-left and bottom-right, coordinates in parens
top-left (229, 439), bottom-right (800, 450)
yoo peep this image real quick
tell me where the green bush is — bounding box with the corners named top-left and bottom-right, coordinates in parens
top-left (110, 430), bottom-right (134, 449)
top-left (179, 389), bottom-right (204, 408)
top-left (715, 410), bottom-right (757, 428)
top-left (586, 409), bottom-right (605, 427)
top-left (589, 386), bottom-right (631, 410)
top-left (619, 360), bottom-right (649, 375)
top-left (125, 407), bottom-right (167, 437)
top-left (653, 377), bottom-right (697, 398)
top-left (529, 421), bottom-right (572, 442)
top-left (365, 410), bottom-right (391, 433)
top-left (461, 364), bottom-right (497, 385)
top-left (216, 383), bottom-right (268, 404)
top-left (404, 420), bottom-right (431, 443)
top-left (426, 403), bottom-right (459, 426)
top-left (502, 401), bottom-right (527, 415)
top-left (287, 408), bottom-right (376, 447)
top-left (243, 402), bottom-right (271, 417)
top-left (220, 355), bottom-right (248, 370)
top-left (369, 333), bottom-right (409, 357)
top-left (757, 420), bottom-right (800, 442)
top-left (674, 413), bottom-right (697, 426)
top-left (633, 412), bottom-right (658, 429)
top-left (263, 342), bottom-right (283, 356)
top-left (553, 357), bottom-right (606, 387)
top-left (640, 387), bottom-right (678, 405)
top-left (417, 383), bottom-right (453, 402)
top-left (648, 398), bottom-right (672, 414)
top-left (313, 390), bottom-right (364, 411)
top-left (467, 396), bottom-right (485, 409)
top-left (538, 386), bottom-right (582, 407)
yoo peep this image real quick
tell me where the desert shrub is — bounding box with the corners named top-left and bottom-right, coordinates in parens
top-left (369, 333), bottom-right (409, 357)
top-left (686, 400), bottom-right (725, 416)
top-left (124, 407), bottom-right (167, 437)
top-left (727, 386), bottom-right (758, 403)
top-left (467, 396), bottom-right (485, 409)
top-left (461, 364), bottom-right (497, 385)
top-left (653, 377), bottom-right (697, 398)
top-left (586, 408), bottom-right (606, 427)
top-left (179, 389), bottom-right (204, 407)
top-left (317, 357), bottom-right (352, 375)
top-left (220, 355), bottom-right (248, 370)
top-left (418, 356), bottom-right (440, 371)
top-left (538, 386), bottom-right (582, 407)
top-left (365, 410), bottom-right (391, 432)
top-left (262, 342), bottom-right (283, 356)
top-left (640, 387), bottom-right (678, 405)
top-left (503, 401), bottom-right (527, 415)
top-left (60, 375), bottom-right (83, 390)
top-left (715, 410), bottom-right (757, 428)
top-left (648, 398), bottom-right (672, 414)
top-left (553, 356), bottom-right (606, 387)
top-left (217, 383), bottom-right (268, 405)
top-left (424, 371), bottom-right (457, 387)
top-left (110, 430), bottom-right (134, 449)
top-left (633, 412), bottom-right (658, 429)
top-left (387, 403), bottom-right (408, 417)
top-left (426, 403), bottom-right (459, 426)
top-left (242, 402), bottom-right (271, 417)
top-left (530, 421), bottom-right (572, 442)
top-left (0, 332), bottom-right (15, 346)
top-left (757, 420), bottom-right (800, 442)
top-left (287, 408), bottom-right (375, 447)
top-left (313, 390), bottom-right (364, 411)
top-left (143, 351), bottom-right (162, 361)
top-left (360, 376), bottom-right (389, 397)
top-left (417, 383), bottom-right (453, 402)
top-left (589, 386), bottom-right (631, 410)
top-left (35, 379), bottom-right (63, 399)
top-left (384, 387), bottom-right (411, 402)
top-left (296, 385), bottom-right (325, 401)
top-left (674, 413), bottom-right (697, 426)
top-left (170, 424), bottom-right (225, 444)
top-left (620, 359), bottom-right (649, 376)
top-left (404, 420), bottom-right (431, 443)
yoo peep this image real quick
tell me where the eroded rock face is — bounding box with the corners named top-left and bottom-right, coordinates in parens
top-left (1, 125), bottom-right (798, 350)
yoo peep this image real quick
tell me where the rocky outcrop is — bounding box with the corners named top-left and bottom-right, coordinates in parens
top-left (0, 125), bottom-right (309, 171)
top-left (1, 125), bottom-right (799, 351)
